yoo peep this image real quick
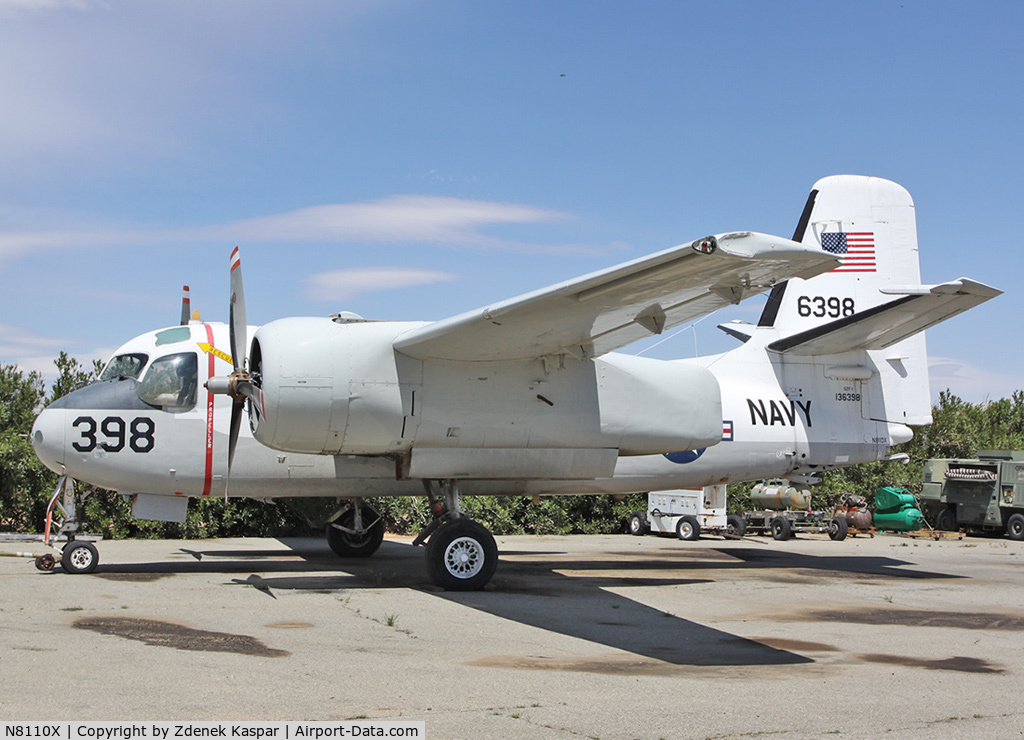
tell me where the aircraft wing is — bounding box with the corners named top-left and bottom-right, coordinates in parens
top-left (767, 278), bottom-right (1002, 355)
top-left (394, 231), bottom-right (839, 362)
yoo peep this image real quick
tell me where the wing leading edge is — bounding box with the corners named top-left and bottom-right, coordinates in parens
top-left (394, 231), bottom-right (839, 363)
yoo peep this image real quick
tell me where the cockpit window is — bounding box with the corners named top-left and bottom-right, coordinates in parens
top-left (99, 353), bottom-right (149, 381)
top-left (137, 352), bottom-right (198, 410)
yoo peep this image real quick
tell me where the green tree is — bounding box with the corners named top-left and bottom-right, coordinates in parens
top-left (0, 364), bottom-right (54, 531)
top-left (48, 351), bottom-right (102, 403)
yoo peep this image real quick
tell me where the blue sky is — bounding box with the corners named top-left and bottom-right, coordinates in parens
top-left (0, 0), bottom-right (1020, 402)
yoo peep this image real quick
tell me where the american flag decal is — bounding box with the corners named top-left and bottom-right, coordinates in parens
top-left (821, 231), bottom-right (876, 273)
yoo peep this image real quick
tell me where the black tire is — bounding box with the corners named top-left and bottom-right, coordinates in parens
top-left (1007, 513), bottom-right (1024, 541)
top-left (628, 512), bottom-right (648, 536)
top-left (726, 514), bottom-right (747, 538)
top-left (326, 506), bottom-right (385, 557)
top-left (828, 516), bottom-right (849, 541)
top-left (35, 554), bottom-right (56, 572)
top-left (61, 541), bottom-right (98, 574)
top-left (770, 516), bottom-right (793, 541)
top-left (425, 519), bottom-right (498, 591)
top-left (935, 507), bottom-right (957, 532)
top-left (676, 516), bottom-right (701, 541)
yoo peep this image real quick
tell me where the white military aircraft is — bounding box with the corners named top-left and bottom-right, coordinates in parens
top-left (31, 175), bottom-right (999, 589)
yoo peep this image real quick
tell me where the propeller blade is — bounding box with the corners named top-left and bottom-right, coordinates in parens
top-left (228, 247), bottom-right (247, 373)
top-left (180, 285), bottom-right (191, 326)
top-left (208, 246), bottom-right (259, 499)
top-left (228, 398), bottom-right (243, 480)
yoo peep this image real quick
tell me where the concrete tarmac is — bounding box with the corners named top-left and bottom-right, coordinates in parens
top-left (2, 531), bottom-right (1023, 739)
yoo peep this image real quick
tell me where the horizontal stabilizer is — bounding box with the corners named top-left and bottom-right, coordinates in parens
top-left (767, 278), bottom-right (1002, 355)
top-left (717, 319), bottom-right (754, 343)
top-left (396, 232), bottom-right (839, 363)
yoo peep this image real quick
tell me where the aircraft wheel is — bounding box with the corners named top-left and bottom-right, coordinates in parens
top-left (828, 516), bottom-right (849, 541)
top-left (326, 506), bottom-right (385, 558)
top-left (770, 516), bottom-right (793, 541)
top-left (726, 514), bottom-right (747, 538)
top-left (61, 541), bottom-right (98, 574)
top-left (1006, 513), bottom-right (1024, 541)
top-left (628, 512), bottom-right (649, 536)
top-left (935, 507), bottom-right (957, 532)
top-left (676, 516), bottom-right (700, 541)
top-left (425, 519), bottom-right (497, 591)
top-left (35, 553), bottom-right (56, 571)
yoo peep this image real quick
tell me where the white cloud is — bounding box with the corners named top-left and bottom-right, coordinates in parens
top-left (0, 322), bottom-right (111, 378)
top-left (305, 268), bottom-right (457, 303)
top-left (0, 322), bottom-right (74, 383)
top-left (0, 0), bottom-right (100, 14)
top-left (0, 321), bottom-right (69, 357)
top-left (203, 196), bottom-right (569, 249)
top-left (0, 195), bottom-right (604, 263)
top-left (929, 356), bottom-right (1024, 404)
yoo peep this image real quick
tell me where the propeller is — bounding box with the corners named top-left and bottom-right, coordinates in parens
top-left (180, 285), bottom-right (191, 325)
top-left (205, 247), bottom-right (261, 494)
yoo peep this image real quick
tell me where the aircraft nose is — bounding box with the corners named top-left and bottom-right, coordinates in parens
top-left (31, 405), bottom-right (67, 473)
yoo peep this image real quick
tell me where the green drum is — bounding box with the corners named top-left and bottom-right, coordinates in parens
top-left (873, 487), bottom-right (925, 532)
top-left (873, 507), bottom-right (925, 532)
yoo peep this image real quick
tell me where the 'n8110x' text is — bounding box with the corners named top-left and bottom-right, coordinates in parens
top-left (7, 729), bottom-right (62, 738)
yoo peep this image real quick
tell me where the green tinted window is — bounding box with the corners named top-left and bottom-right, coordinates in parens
top-left (154, 327), bottom-right (191, 346)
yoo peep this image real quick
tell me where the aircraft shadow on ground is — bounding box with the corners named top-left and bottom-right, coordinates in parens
top-left (71, 537), bottom-right (962, 668)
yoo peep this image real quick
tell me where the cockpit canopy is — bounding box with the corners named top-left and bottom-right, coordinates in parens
top-left (99, 353), bottom-right (148, 381)
top-left (136, 352), bottom-right (198, 410)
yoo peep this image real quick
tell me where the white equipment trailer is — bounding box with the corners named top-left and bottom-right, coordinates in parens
top-left (628, 486), bottom-right (746, 540)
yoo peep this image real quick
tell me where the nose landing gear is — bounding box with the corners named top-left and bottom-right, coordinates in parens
top-left (42, 475), bottom-right (101, 574)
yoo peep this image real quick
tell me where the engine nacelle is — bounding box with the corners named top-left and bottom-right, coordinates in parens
top-left (249, 317), bottom-right (724, 478)
top-left (250, 317), bottom-right (419, 455)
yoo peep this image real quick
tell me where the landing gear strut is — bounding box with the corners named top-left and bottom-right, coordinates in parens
top-left (414, 480), bottom-right (497, 591)
top-left (44, 475), bottom-right (101, 574)
top-left (325, 499), bottom-right (385, 557)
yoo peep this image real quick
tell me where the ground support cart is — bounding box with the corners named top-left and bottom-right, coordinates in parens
top-left (629, 486), bottom-right (746, 541)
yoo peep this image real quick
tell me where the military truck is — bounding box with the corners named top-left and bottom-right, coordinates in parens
top-left (920, 450), bottom-right (1024, 540)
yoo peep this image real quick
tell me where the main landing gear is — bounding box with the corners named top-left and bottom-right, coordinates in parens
top-left (413, 480), bottom-right (498, 591)
top-left (324, 487), bottom-right (498, 591)
top-left (325, 499), bottom-right (385, 557)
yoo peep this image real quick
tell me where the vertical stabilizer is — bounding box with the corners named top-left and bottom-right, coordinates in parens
top-left (759, 175), bottom-right (932, 426)
top-left (759, 175), bottom-right (920, 332)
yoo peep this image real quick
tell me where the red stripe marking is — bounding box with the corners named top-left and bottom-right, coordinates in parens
top-left (230, 246), bottom-right (241, 272)
top-left (202, 323), bottom-right (216, 496)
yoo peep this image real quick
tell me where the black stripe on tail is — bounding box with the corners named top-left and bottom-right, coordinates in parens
top-left (757, 188), bottom-right (819, 328)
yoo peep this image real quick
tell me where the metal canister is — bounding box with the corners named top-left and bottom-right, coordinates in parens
top-left (751, 481), bottom-right (812, 511)
top-left (845, 509), bottom-right (873, 530)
